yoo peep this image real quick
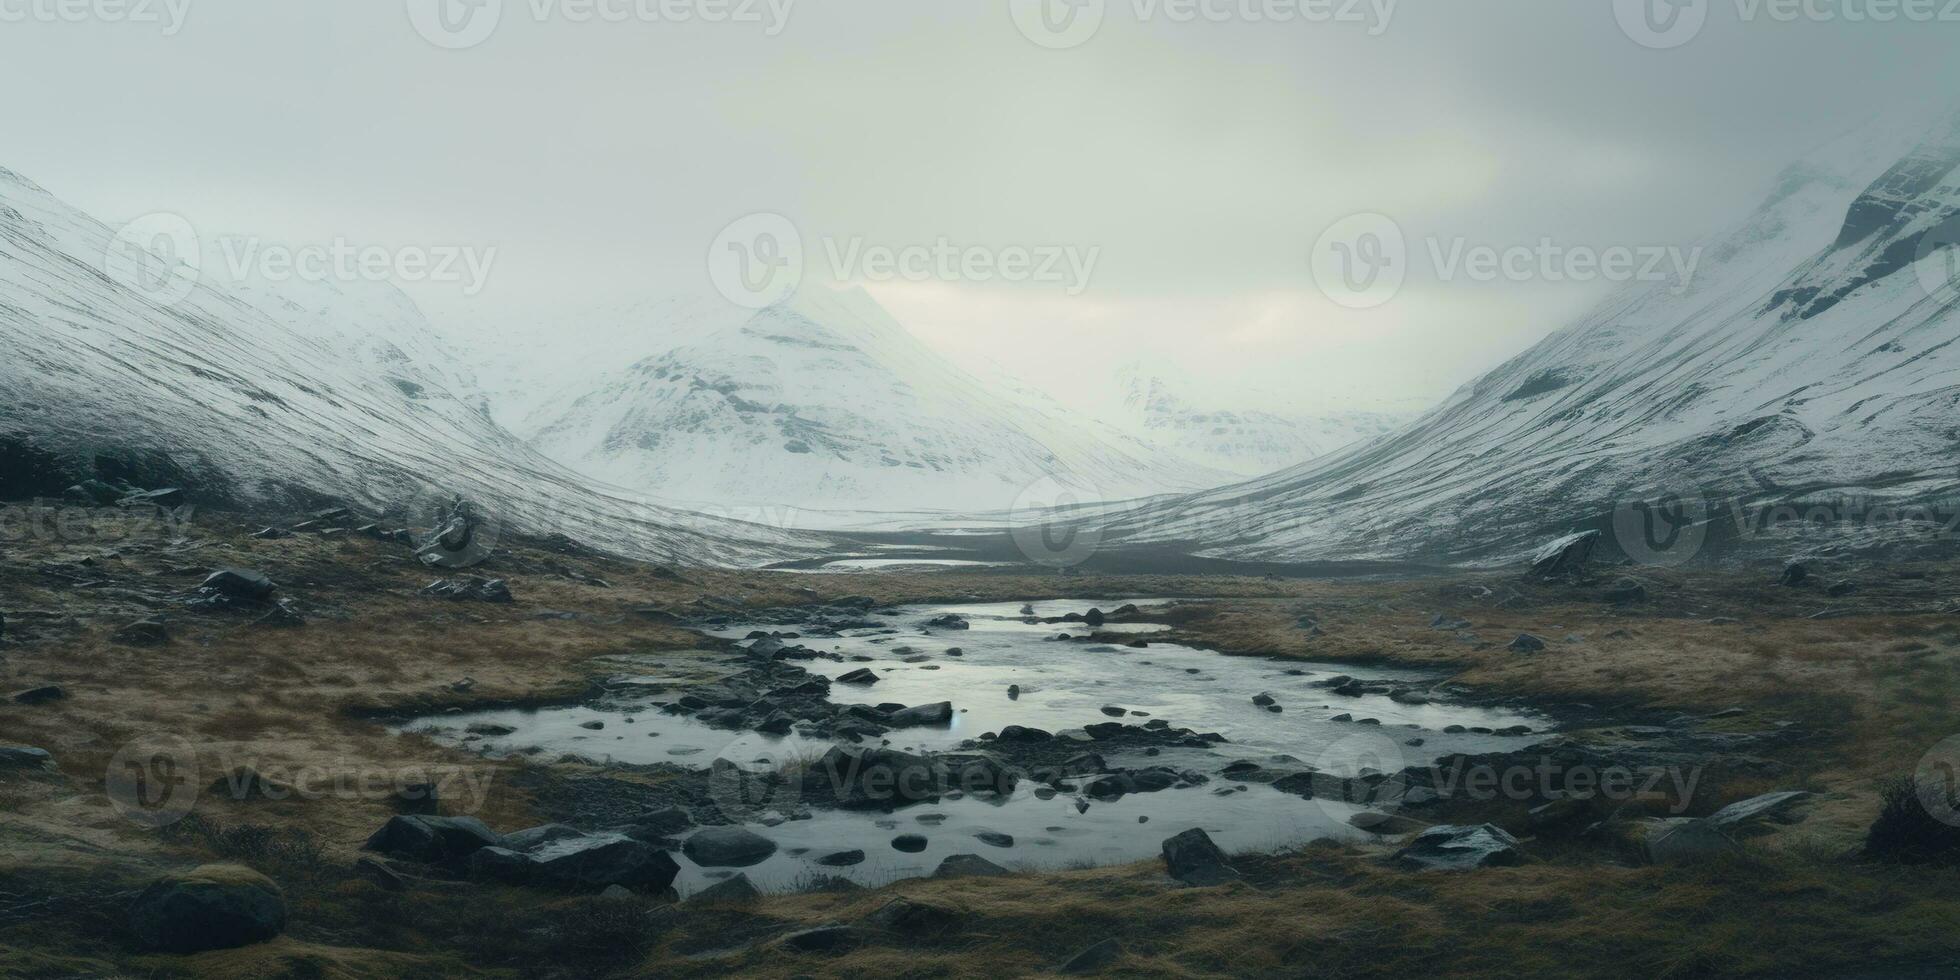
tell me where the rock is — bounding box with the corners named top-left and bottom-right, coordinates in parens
top-left (1778, 562), bottom-right (1808, 587)
top-left (1827, 580), bottom-right (1857, 597)
top-left (1394, 824), bottom-right (1523, 871)
top-left (933, 853), bottom-right (1009, 878)
top-left (466, 722), bottom-right (516, 737)
top-left (501, 824), bottom-right (587, 851)
top-left (113, 618), bottom-right (169, 646)
top-left (363, 815), bottom-right (502, 867)
top-left (996, 724), bottom-right (1050, 741)
top-left (0, 744), bottom-right (58, 773)
top-left (617, 807), bottom-right (694, 840)
top-left (686, 872), bottom-right (760, 905)
top-left (1083, 608), bottom-right (1106, 628)
top-left (1706, 791), bottom-right (1813, 834)
top-left (1646, 819), bottom-right (1740, 864)
top-left (891, 833), bottom-right (929, 852)
top-left (860, 897), bottom-right (964, 936)
top-left (974, 831), bottom-right (1015, 848)
top-left (11, 685), bottom-right (64, 705)
top-left (127, 864), bottom-right (287, 953)
top-left (202, 568), bottom-right (276, 601)
top-left (837, 668), bottom-right (879, 685)
top-left (421, 576), bottom-right (514, 603)
top-left (1252, 692), bottom-right (1276, 707)
top-left (682, 826), bottom-right (778, 867)
top-left (778, 924), bottom-right (869, 954)
top-left (251, 527), bottom-right (290, 540)
top-left (1348, 811), bottom-right (1424, 835)
top-left (1530, 530), bottom-right (1599, 578)
top-left (888, 701), bottom-right (954, 727)
top-left (816, 848), bottom-right (866, 867)
top-left (1508, 633), bottom-right (1547, 653)
top-left (1602, 578), bottom-right (1648, 604)
top-left (471, 832), bottom-right (682, 893)
top-left (1161, 828), bottom-right (1239, 886)
top-left (924, 614), bottom-right (969, 631)
top-left (579, 720), bottom-right (604, 730)
top-left (1099, 705), bottom-right (1127, 717)
top-left (1059, 938), bottom-right (1123, 975)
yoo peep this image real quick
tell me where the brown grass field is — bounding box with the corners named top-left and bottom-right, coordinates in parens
top-left (3, 510), bottom-right (1959, 978)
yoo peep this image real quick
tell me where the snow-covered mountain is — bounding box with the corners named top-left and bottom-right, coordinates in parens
top-left (1115, 364), bottom-right (1414, 477)
top-left (507, 287), bottom-right (1233, 522)
top-left (1095, 111), bottom-right (1960, 564)
top-left (0, 167), bottom-right (827, 566)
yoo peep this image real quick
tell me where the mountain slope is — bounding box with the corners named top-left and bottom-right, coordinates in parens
top-left (1099, 112), bottom-right (1960, 564)
top-left (1115, 364), bottom-right (1414, 477)
top-left (0, 167), bottom-right (826, 566)
top-left (516, 287), bottom-right (1233, 522)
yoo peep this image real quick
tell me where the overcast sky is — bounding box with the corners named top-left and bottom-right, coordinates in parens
top-left (5, 1), bottom-right (1955, 416)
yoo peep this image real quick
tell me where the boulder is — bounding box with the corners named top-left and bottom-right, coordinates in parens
top-left (1393, 824), bottom-right (1523, 871)
top-left (1706, 791), bottom-right (1813, 835)
top-left (0, 745), bottom-right (58, 774)
top-left (1646, 819), bottom-right (1740, 864)
top-left (1508, 633), bottom-right (1547, 653)
top-left (816, 848), bottom-right (866, 867)
top-left (202, 568), bottom-right (276, 601)
top-left (812, 745), bottom-right (948, 806)
top-left (11, 685), bottom-right (65, 705)
top-left (1348, 811), bottom-right (1424, 836)
top-left (1429, 613), bottom-right (1472, 630)
top-left (860, 897), bottom-right (964, 936)
top-left (837, 668), bottom-right (879, 685)
top-left (420, 576), bottom-right (514, 603)
top-left (1778, 562), bottom-right (1808, 587)
top-left (363, 814), bottom-right (501, 867)
top-left (471, 832), bottom-right (681, 893)
top-left (891, 833), bottom-right (929, 852)
top-left (127, 864), bottom-right (287, 954)
top-left (934, 853), bottom-right (1009, 878)
top-left (973, 831), bottom-right (1015, 848)
top-left (1529, 530), bottom-right (1599, 578)
top-left (1083, 608), bottom-right (1106, 628)
top-left (1160, 828), bottom-right (1239, 886)
top-left (888, 701), bottom-right (954, 727)
top-left (924, 614), bottom-right (969, 631)
top-left (686, 872), bottom-right (760, 905)
top-left (681, 826), bottom-right (778, 867)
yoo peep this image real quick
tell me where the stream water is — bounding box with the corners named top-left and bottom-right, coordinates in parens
top-left (407, 599), bottom-right (1548, 895)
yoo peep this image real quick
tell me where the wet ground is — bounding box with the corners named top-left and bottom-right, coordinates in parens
top-left (408, 599), bottom-right (1549, 894)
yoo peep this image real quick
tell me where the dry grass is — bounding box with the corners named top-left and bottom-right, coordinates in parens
top-left (1, 511), bottom-right (1957, 977)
